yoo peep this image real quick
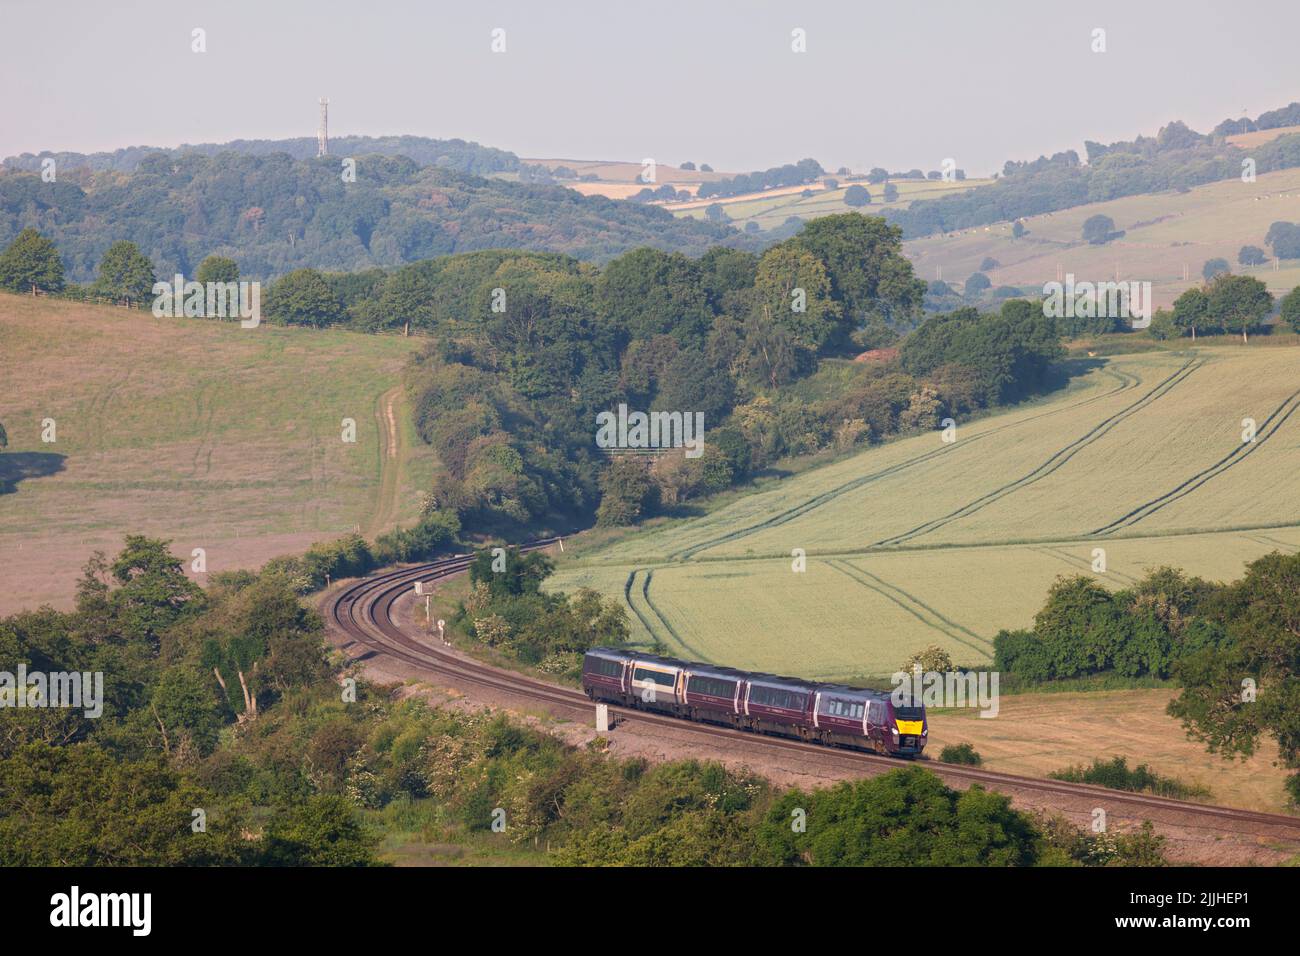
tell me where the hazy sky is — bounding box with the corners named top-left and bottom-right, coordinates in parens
top-left (2, 0), bottom-right (1297, 177)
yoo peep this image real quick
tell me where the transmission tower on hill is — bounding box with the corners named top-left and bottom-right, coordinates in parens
top-left (317, 97), bottom-right (329, 157)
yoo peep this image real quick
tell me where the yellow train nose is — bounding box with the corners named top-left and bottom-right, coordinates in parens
top-left (896, 720), bottom-right (924, 735)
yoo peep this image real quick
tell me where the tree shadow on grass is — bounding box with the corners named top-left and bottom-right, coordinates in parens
top-left (0, 452), bottom-right (67, 495)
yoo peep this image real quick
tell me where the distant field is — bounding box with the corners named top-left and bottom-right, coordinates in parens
top-left (673, 178), bottom-right (993, 230)
top-left (1226, 124), bottom-right (1300, 149)
top-left (905, 166), bottom-right (1300, 307)
top-left (0, 294), bottom-right (436, 613)
top-left (516, 157), bottom-right (993, 229)
top-left (521, 157), bottom-right (732, 184)
top-left (518, 157), bottom-right (729, 200)
top-left (550, 347), bottom-right (1300, 681)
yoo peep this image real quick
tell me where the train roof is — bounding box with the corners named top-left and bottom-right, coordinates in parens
top-left (743, 672), bottom-right (817, 691)
top-left (818, 683), bottom-right (893, 702)
top-left (584, 649), bottom-right (919, 703)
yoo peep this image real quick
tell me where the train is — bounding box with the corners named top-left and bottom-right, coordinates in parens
top-left (581, 647), bottom-right (927, 757)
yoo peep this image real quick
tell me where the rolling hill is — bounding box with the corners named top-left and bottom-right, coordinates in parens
top-left (905, 165), bottom-right (1300, 308)
top-left (0, 153), bottom-right (747, 283)
top-left (0, 292), bottom-right (437, 613)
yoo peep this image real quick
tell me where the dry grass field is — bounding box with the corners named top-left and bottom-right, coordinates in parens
top-left (905, 166), bottom-right (1300, 308)
top-left (930, 688), bottom-right (1294, 813)
top-left (549, 346), bottom-right (1300, 680)
top-left (1226, 124), bottom-right (1300, 149)
top-left (0, 293), bottom-right (436, 613)
top-left (517, 157), bottom-right (729, 200)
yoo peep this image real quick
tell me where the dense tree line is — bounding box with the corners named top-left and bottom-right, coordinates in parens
top-left (0, 536), bottom-right (1166, 865)
top-left (0, 151), bottom-right (745, 283)
top-left (0, 537), bottom-right (369, 864)
top-left (993, 552), bottom-right (1300, 803)
top-left (696, 158), bottom-right (824, 199)
top-left (1212, 101), bottom-right (1300, 137)
top-left (2, 134), bottom-right (521, 176)
top-left (393, 215), bottom-right (1062, 535)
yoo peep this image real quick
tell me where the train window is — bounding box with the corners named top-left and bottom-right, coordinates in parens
top-left (751, 685), bottom-right (806, 710)
top-left (589, 657), bottom-right (622, 678)
top-left (824, 698), bottom-right (865, 719)
top-left (633, 667), bottom-right (676, 687)
top-left (689, 676), bottom-right (734, 698)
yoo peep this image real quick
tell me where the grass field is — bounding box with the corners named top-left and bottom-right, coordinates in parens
top-left (549, 346), bottom-right (1300, 681)
top-left (905, 166), bottom-right (1300, 308)
top-left (0, 293), bottom-right (436, 613)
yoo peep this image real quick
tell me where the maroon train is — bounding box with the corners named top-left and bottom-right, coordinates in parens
top-left (582, 647), bottom-right (927, 757)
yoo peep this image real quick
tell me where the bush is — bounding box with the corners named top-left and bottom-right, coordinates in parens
top-left (939, 743), bottom-right (982, 766)
top-left (902, 644), bottom-right (955, 673)
top-left (1285, 773), bottom-right (1300, 808)
top-left (1279, 286), bottom-right (1300, 333)
top-left (1049, 756), bottom-right (1209, 799)
top-left (373, 511), bottom-right (462, 564)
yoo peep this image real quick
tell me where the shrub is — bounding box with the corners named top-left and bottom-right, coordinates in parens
top-left (939, 743), bottom-right (982, 766)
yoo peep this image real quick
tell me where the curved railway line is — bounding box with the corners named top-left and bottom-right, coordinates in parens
top-left (324, 543), bottom-right (1300, 854)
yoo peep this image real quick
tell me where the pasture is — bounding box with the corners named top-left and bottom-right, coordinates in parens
top-left (905, 166), bottom-right (1300, 307)
top-left (0, 294), bottom-right (435, 613)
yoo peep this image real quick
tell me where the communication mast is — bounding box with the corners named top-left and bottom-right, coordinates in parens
top-left (317, 97), bottom-right (329, 157)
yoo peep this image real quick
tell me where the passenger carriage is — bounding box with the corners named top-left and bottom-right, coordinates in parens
top-left (581, 648), bottom-right (927, 757)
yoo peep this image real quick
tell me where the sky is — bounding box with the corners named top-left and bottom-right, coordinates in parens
top-left (2, 0), bottom-right (1297, 177)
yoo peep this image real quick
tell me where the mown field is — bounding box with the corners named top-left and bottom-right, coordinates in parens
top-left (549, 346), bottom-right (1300, 681)
top-left (0, 294), bottom-right (436, 613)
top-left (905, 165), bottom-right (1300, 307)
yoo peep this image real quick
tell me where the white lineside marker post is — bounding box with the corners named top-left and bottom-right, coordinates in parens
top-left (437, 619), bottom-right (447, 646)
top-left (596, 703), bottom-right (609, 733)
top-left (558, 537), bottom-right (564, 552)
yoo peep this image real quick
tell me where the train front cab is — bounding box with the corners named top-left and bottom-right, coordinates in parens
top-left (886, 697), bottom-right (927, 757)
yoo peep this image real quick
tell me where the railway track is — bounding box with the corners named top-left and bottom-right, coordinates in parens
top-left (323, 543), bottom-right (1300, 846)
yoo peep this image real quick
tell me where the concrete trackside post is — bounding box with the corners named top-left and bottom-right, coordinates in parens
top-left (596, 703), bottom-right (609, 733)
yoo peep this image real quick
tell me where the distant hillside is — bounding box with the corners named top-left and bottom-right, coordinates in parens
top-left (885, 108), bottom-right (1300, 239)
top-left (0, 151), bottom-right (748, 281)
top-left (2, 134), bottom-right (522, 176)
top-left (905, 164), bottom-right (1300, 309)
